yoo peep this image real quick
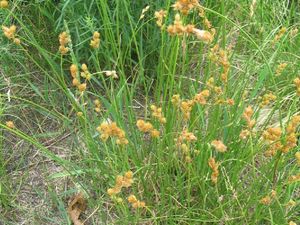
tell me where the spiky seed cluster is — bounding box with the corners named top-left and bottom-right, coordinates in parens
top-left (172, 91), bottom-right (210, 120)
top-left (193, 90), bottom-right (210, 105)
top-left (154, 10), bottom-right (167, 27)
top-left (0, 0), bottom-right (8, 8)
top-left (69, 63), bottom-right (90, 93)
top-left (172, 0), bottom-right (199, 15)
top-left (263, 128), bottom-right (282, 142)
top-left (167, 14), bottom-right (213, 43)
top-left (272, 27), bottom-right (287, 45)
top-left (178, 129), bottom-right (197, 143)
top-left (208, 157), bottom-right (219, 184)
top-left (262, 116), bottom-right (300, 156)
top-left (227, 99), bottom-right (235, 105)
top-left (293, 77), bottom-right (300, 96)
top-left (90, 31), bottom-right (100, 49)
top-left (150, 105), bottom-right (166, 124)
top-left (107, 172), bottom-right (146, 208)
top-left (176, 130), bottom-right (197, 163)
top-left (69, 64), bottom-right (81, 87)
top-left (104, 70), bottom-right (118, 79)
top-left (81, 63), bottom-right (91, 81)
top-left (171, 94), bottom-right (181, 107)
top-left (70, 64), bottom-right (77, 78)
top-left (211, 140), bottom-right (227, 153)
top-left (136, 119), bottom-right (160, 138)
top-left (167, 13), bottom-right (189, 36)
top-left (58, 31), bottom-right (70, 54)
top-left (77, 83), bottom-right (86, 93)
top-left (97, 122), bottom-right (129, 145)
top-left (107, 171), bottom-right (133, 196)
top-left (260, 190), bottom-right (276, 205)
top-left (263, 127), bottom-right (282, 157)
top-left (275, 63), bottom-right (287, 76)
top-left (2, 25), bottom-right (20, 44)
top-left (77, 112), bottom-right (83, 117)
top-left (94, 99), bottom-right (101, 113)
top-left (180, 100), bottom-right (194, 120)
top-left (209, 45), bottom-right (230, 83)
top-left (260, 196), bottom-right (271, 205)
top-left (240, 106), bottom-right (256, 140)
top-left (239, 129), bottom-right (251, 140)
top-left (6, 121), bottom-right (15, 129)
top-left (243, 106), bottom-right (256, 128)
top-left (282, 115), bottom-right (300, 153)
top-left (177, 129), bottom-right (197, 163)
top-left (259, 93), bottom-right (277, 107)
top-left (127, 195), bottom-right (146, 209)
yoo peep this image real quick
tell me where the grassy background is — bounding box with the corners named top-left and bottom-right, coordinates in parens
top-left (0, 0), bottom-right (300, 224)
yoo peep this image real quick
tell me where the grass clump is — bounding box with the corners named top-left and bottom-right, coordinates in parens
top-left (0, 0), bottom-right (300, 224)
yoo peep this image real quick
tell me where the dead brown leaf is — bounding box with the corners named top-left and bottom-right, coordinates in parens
top-left (67, 192), bottom-right (87, 225)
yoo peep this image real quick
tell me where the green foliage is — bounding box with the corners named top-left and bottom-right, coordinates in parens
top-left (0, 0), bottom-right (299, 224)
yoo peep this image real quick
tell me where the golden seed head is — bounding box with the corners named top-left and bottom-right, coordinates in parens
top-left (94, 99), bottom-right (101, 106)
top-left (59, 32), bottom-right (69, 43)
top-left (139, 201), bottom-right (146, 208)
top-left (171, 94), bottom-right (181, 106)
top-left (294, 77), bottom-right (300, 87)
top-left (0, 0), bottom-right (9, 8)
top-left (97, 121), bottom-right (128, 145)
top-left (172, 0), bottom-right (199, 15)
top-left (2, 25), bottom-right (17, 40)
top-left (211, 140), bottom-right (227, 152)
top-left (107, 188), bottom-right (115, 196)
top-left (116, 175), bottom-right (123, 185)
top-left (93, 31), bottom-right (100, 39)
top-left (116, 197), bottom-right (123, 203)
top-left (128, 195), bottom-right (137, 203)
top-left (81, 64), bottom-right (88, 72)
top-left (14, 38), bottom-right (21, 45)
top-left (59, 45), bottom-right (69, 54)
top-left (6, 121), bottom-right (15, 129)
top-left (154, 9), bottom-right (167, 27)
top-left (9, 25), bottom-right (16, 33)
top-left (150, 129), bottom-right (160, 138)
top-left (77, 112), bottom-right (83, 117)
top-left (70, 64), bottom-right (78, 77)
top-left (150, 105), bottom-right (156, 111)
top-left (78, 83), bottom-right (87, 92)
top-left (124, 171), bottom-right (133, 179)
top-left (260, 196), bottom-right (271, 205)
top-left (239, 129), bottom-right (250, 140)
top-left (72, 78), bottom-right (80, 87)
